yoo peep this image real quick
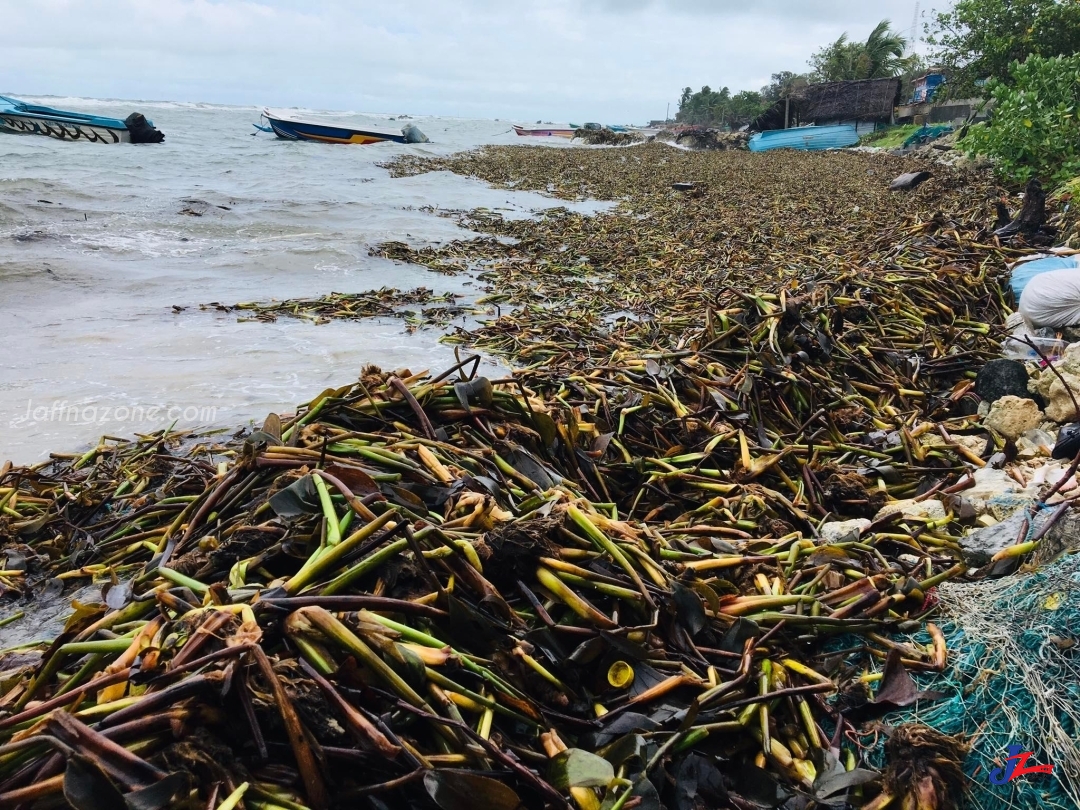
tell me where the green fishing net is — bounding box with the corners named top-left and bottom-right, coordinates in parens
top-left (846, 552), bottom-right (1080, 809)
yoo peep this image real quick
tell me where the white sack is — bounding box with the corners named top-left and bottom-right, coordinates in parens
top-left (1018, 268), bottom-right (1080, 328)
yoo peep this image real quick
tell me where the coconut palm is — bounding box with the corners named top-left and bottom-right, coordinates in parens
top-left (810, 20), bottom-right (914, 81)
top-left (863, 20), bottom-right (910, 78)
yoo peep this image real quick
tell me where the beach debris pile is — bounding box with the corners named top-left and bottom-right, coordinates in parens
top-left (1, 143), bottom-right (1077, 809)
top-left (573, 128), bottom-right (646, 146)
top-left (655, 128), bottom-right (749, 151)
top-left (0, 359), bottom-right (974, 810)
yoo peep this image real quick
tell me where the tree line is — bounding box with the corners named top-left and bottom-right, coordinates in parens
top-left (676, 0), bottom-right (1080, 129)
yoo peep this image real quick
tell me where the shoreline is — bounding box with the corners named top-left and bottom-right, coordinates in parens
top-left (0, 143), bottom-right (1075, 808)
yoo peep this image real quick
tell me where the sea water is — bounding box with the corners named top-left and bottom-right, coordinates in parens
top-left (0, 97), bottom-right (604, 464)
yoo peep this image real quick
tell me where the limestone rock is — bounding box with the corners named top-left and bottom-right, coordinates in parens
top-left (874, 498), bottom-right (947, 522)
top-left (985, 395), bottom-right (1044, 440)
top-left (819, 518), bottom-right (871, 544)
top-left (1030, 343), bottom-right (1080, 422)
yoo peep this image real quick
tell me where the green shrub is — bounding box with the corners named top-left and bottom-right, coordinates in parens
top-left (965, 53), bottom-right (1080, 185)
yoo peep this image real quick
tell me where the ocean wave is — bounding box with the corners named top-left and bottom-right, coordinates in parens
top-left (8, 95), bottom-right (261, 113)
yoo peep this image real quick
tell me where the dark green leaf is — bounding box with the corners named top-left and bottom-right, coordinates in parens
top-left (587, 712), bottom-right (659, 748)
top-left (812, 768), bottom-right (879, 801)
top-left (599, 733), bottom-right (648, 770)
top-left (675, 753), bottom-right (728, 810)
top-left (244, 430), bottom-right (281, 448)
top-left (268, 475), bottom-right (321, 519)
top-left (64, 756), bottom-right (126, 810)
top-left (550, 748), bottom-right (615, 790)
top-left (530, 411), bottom-right (558, 448)
top-left (103, 579), bottom-right (133, 610)
top-left (261, 413), bottom-right (282, 443)
top-left (324, 463), bottom-right (379, 495)
top-left (671, 582), bottom-right (706, 637)
top-left (423, 769), bottom-right (521, 810)
top-left (500, 446), bottom-right (558, 489)
top-left (125, 773), bottom-right (192, 810)
top-left (454, 377), bottom-right (494, 410)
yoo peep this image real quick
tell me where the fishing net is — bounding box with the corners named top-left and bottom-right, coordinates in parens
top-left (855, 552), bottom-right (1080, 809)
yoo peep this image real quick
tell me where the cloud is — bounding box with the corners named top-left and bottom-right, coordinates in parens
top-left (0, 0), bottom-right (924, 121)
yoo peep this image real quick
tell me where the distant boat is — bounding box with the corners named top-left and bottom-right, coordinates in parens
top-left (260, 109), bottom-right (427, 145)
top-left (513, 124), bottom-right (575, 138)
top-left (748, 124), bottom-right (859, 152)
top-left (0, 94), bottom-right (163, 143)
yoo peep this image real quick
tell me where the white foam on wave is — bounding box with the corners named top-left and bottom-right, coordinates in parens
top-left (9, 95), bottom-right (261, 113)
top-left (68, 228), bottom-right (206, 259)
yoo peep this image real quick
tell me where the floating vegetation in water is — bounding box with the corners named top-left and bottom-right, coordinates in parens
top-left (197, 287), bottom-right (472, 330)
top-left (0, 144), bottom-right (1069, 809)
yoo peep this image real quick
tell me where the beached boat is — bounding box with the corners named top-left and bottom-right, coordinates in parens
top-left (748, 124), bottom-right (858, 152)
top-left (0, 95), bottom-right (163, 143)
top-left (513, 124), bottom-right (575, 138)
top-left (260, 109), bottom-right (427, 145)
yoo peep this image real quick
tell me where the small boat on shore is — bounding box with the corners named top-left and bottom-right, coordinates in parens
top-left (260, 109), bottom-right (428, 145)
top-left (513, 124), bottom-right (575, 138)
top-left (748, 124), bottom-right (858, 152)
top-left (0, 95), bottom-right (164, 143)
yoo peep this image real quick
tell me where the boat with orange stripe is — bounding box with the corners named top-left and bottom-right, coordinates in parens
top-left (260, 109), bottom-right (427, 145)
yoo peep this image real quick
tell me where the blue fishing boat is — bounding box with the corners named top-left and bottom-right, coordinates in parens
top-left (0, 94), bottom-right (163, 143)
top-left (748, 124), bottom-right (858, 153)
top-left (260, 109), bottom-right (427, 145)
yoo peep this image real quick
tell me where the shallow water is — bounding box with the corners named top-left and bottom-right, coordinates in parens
top-left (0, 97), bottom-right (606, 464)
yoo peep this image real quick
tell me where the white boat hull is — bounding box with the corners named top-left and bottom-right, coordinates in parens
top-left (0, 111), bottom-right (130, 143)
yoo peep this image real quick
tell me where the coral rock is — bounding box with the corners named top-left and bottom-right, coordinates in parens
top-left (985, 395), bottom-right (1044, 440)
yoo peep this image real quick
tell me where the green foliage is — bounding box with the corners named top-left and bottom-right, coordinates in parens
top-left (730, 91), bottom-right (767, 125)
top-left (809, 20), bottom-right (915, 82)
top-left (927, 0), bottom-right (1080, 96)
top-left (761, 71), bottom-right (808, 102)
top-left (859, 124), bottom-right (922, 149)
top-left (676, 86), bottom-right (767, 127)
top-left (964, 53), bottom-right (1080, 185)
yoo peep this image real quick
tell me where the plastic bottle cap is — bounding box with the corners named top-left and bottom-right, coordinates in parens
top-left (607, 661), bottom-right (634, 689)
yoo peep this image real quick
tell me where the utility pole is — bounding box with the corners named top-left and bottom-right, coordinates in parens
top-left (908, 2), bottom-right (920, 54)
top-left (665, 102), bottom-right (670, 123)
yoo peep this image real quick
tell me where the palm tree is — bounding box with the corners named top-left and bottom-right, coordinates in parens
top-left (810, 20), bottom-right (913, 81)
top-left (863, 20), bottom-right (909, 78)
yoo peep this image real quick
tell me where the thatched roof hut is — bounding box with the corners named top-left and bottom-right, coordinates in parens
top-left (750, 77), bottom-right (901, 134)
top-left (802, 78), bottom-right (901, 125)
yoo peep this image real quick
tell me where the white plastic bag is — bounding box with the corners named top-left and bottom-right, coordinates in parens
top-left (1018, 268), bottom-right (1080, 328)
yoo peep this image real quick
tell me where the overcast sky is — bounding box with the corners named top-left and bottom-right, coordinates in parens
top-left (1, 0), bottom-right (933, 122)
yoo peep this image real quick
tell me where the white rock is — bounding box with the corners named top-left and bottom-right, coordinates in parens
top-left (1016, 429), bottom-right (1055, 459)
top-left (961, 467), bottom-right (1038, 520)
top-left (966, 467), bottom-right (1027, 501)
top-left (819, 518), bottom-right (871, 544)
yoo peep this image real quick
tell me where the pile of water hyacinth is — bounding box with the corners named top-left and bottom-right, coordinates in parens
top-left (0, 144), bottom-right (1068, 810)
